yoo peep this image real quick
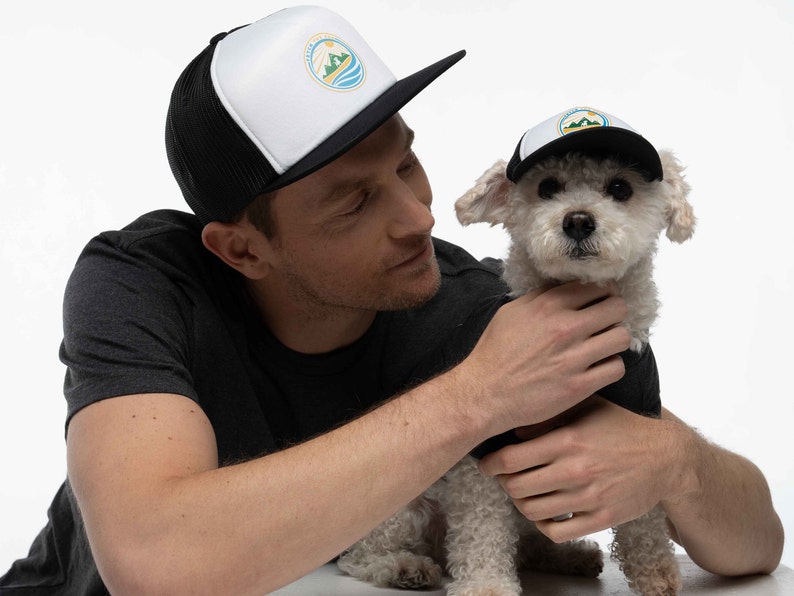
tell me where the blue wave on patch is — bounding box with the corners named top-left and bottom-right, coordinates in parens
top-left (334, 55), bottom-right (364, 89)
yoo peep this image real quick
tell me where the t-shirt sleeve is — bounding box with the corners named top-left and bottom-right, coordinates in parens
top-left (598, 342), bottom-right (661, 417)
top-left (60, 238), bottom-right (198, 430)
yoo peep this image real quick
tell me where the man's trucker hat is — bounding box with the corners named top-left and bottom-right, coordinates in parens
top-left (165, 5), bottom-right (465, 223)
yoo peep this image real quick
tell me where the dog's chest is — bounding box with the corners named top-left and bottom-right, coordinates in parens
top-left (503, 249), bottom-right (658, 353)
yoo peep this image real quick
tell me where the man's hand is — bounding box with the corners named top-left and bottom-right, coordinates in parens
top-left (455, 282), bottom-right (631, 437)
top-left (478, 397), bottom-right (689, 543)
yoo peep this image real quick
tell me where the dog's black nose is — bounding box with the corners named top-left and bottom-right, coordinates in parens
top-left (563, 211), bottom-right (596, 241)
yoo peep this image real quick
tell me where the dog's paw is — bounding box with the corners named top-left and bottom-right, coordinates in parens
top-left (375, 553), bottom-right (443, 589)
top-left (625, 564), bottom-right (682, 596)
top-left (338, 550), bottom-right (443, 589)
top-left (446, 578), bottom-right (522, 596)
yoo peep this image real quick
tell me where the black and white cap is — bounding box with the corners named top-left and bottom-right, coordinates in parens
top-left (505, 107), bottom-right (663, 184)
top-left (165, 5), bottom-right (465, 223)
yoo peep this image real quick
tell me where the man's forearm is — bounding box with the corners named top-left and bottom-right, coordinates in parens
top-left (660, 408), bottom-right (784, 576)
top-left (68, 373), bottom-right (487, 596)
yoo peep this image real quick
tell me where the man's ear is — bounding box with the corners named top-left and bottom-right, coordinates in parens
top-left (201, 220), bottom-right (272, 280)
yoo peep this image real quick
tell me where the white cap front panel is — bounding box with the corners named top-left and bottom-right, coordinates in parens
top-left (518, 107), bottom-right (638, 161)
top-left (210, 5), bottom-right (396, 174)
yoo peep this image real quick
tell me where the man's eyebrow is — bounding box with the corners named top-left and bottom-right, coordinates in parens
top-left (319, 128), bottom-right (417, 205)
top-left (404, 128), bottom-right (415, 152)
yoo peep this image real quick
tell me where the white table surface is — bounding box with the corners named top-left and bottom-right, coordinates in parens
top-left (272, 555), bottom-right (793, 595)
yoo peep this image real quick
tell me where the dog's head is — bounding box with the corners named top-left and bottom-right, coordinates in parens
top-left (455, 149), bottom-right (695, 283)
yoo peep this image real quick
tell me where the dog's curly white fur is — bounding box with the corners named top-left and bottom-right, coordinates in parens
top-left (338, 150), bottom-right (695, 595)
top-left (339, 457), bottom-right (604, 595)
top-left (457, 151), bottom-right (694, 352)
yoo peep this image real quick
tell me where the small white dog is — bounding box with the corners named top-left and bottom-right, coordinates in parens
top-left (338, 107), bottom-right (695, 595)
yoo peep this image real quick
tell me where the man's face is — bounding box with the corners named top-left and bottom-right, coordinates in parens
top-left (261, 115), bottom-right (440, 316)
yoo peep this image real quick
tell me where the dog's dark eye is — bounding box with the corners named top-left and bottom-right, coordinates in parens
top-left (538, 177), bottom-right (561, 200)
top-left (606, 178), bottom-right (633, 202)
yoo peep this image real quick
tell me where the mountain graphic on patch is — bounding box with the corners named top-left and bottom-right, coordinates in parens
top-left (324, 52), bottom-right (352, 83)
top-left (563, 117), bottom-right (603, 132)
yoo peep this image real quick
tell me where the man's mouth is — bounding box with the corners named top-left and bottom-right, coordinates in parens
top-left (391, 238), bottom-right (434, 270)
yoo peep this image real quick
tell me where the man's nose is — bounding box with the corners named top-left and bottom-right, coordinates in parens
top-left (387, 185), bottom-right (434, 238)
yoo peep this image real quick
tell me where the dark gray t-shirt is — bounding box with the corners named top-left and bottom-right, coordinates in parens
top-left (1, 209), bottom-right (659, 594)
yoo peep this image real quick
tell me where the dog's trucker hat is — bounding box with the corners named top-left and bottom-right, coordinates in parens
top-left (165, 5), bottom-right (465, 224)
top-left (505, 106), bottom-right (663, 184)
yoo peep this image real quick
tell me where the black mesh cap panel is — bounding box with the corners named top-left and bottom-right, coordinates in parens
top-left (165, 37), bottom-right (278, 224)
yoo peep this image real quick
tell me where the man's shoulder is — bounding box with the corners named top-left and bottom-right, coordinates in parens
top-left (432, 237), bottom-right (505, 280)
top-left (407, 238), bottom-right (510, 324)
top-left (77, 209), bottom-right (208, 273)
top-left (67, 209), bottom-right (227, 305)
top-left (97, 209), bottom-right (203, 250)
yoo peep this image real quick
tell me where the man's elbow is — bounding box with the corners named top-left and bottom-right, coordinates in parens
top-left (748, 519), bottom-right (784, 576)
top-left (669, 515), bottom-right (785, 578)
top-left (94, 544), bottom-right (220, 596)
top-left (703, 520), bottom-right (784, 578)
top-left (740, 513), bottom-right (784, 577)
top-left (93, 545), bottom-right (187, 596)
top-left (92, 539), bottom-right (281, 596)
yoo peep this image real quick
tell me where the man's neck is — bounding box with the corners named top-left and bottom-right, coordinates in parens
top-left (244, 278), bottom-right (377, 355)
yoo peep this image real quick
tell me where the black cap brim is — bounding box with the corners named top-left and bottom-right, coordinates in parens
top-left (507, 126), bottom-right (663, 183)
top-left (264, 50), bottom-right (466, 192)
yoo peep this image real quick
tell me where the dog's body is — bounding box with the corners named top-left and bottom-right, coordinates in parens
top-left (339, 127), bottom-right (695, 595)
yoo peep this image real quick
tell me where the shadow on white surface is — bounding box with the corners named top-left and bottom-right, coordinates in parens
top-left (272, 555), bottom-right (793, 595)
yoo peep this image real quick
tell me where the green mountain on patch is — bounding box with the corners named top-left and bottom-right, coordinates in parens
top-left (565, 117), bottom-right (602, 130)
top-left (325, 52), bottom-right (350, 76)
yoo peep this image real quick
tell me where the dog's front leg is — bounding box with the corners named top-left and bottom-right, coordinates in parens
top-left (441, 455), bottom-right (522, 596)
top-left (610, 504), bottom-right (681, 595)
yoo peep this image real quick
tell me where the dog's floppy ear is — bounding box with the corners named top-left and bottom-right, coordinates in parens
top-left (659, 150), bottom-right (696, 243)
top-left (455, 160), bottom-right (513, 226)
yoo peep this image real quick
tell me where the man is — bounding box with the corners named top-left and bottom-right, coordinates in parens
top-left (1, 6), bottom-right (782, 595)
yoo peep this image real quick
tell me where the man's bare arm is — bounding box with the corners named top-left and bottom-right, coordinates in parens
top-left (67, 382), bottom-right (475, 596)
top-left (659, 407), bottom-right (783, 576)
top-left (479, 399), bottom-right (783, 577)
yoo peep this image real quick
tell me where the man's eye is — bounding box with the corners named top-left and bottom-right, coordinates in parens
top-left (606, 178), bottom-right (633, 202)
top-left (341, 193), bottom-right (371, 217)
top-left (398, 152), bottom-right (418, 175)
top-left (538, 177), bottom-right (561, 199)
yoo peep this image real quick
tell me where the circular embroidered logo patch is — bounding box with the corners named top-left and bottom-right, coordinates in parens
top-left (305, 33), bottom-right (366, 91)
top-left (557, 107), bottom-right (611, 137)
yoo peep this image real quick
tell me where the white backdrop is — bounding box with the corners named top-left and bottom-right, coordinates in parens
top-left (2, 0), bottom-right (792, 576)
